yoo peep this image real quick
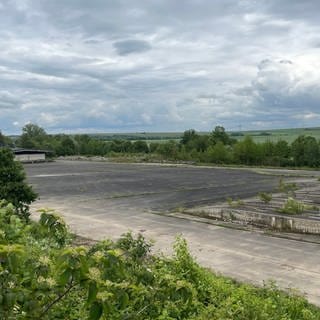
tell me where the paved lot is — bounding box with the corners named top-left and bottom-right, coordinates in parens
top-left (26, 160), bottom-right (279, 210)
top-left (25, 160), bottom-right (320, 306)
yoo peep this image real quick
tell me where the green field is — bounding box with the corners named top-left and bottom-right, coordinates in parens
top-left (230, 127), bottom-right (320, 143)
top-left (88, 127), bottom-right (320, 144)
top-left (90, 132), bottom-right (183, 141)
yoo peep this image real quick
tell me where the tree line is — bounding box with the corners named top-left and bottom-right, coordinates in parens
top-left (1, 123), bottom-right (320, 167)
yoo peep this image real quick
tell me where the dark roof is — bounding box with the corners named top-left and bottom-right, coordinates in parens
top-left (11, 148), bottom-right (53, 155)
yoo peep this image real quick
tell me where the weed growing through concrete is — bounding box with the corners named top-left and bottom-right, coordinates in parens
top-left (258, 192), bottom-right (272, 204)
top-left (278, 178), bottom-right (298, 193)
top-left (174, 206), bottom-right (186, 213)
top-left (278, 197), bottom-right (304, 214)
top-left (226, 197), bottom-right (244, 208)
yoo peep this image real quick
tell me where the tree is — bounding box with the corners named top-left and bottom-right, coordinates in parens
top-left (0, 148), bottom-right (37, 220)
top-left (122, 141), bottom-right (133, 153)
top-left (206, 142), bottom-right (231, 164)
top-left (109, 140), bottom-right (124, 153)
top-left (0, 131), bottom-right (13, 147)
top-left (259, 141), bottom-right (276, 166)
top-left (132, 140), bottom-right (149, 153)
top-left (274, 140), bottom-right (291, 166)
top-left (56, 135), bottom-right (77, 156)
top-left (181, 129), bottom-right (197, 145)
top-left (18, 123), bottom-right (48, 149)
top-left (291, 135), bottom-right (320, 167)
top-left (181, 130), bottom-right (209, 152)
top-left (0, 131), bottom-right (6, 146)
top-left (233, 136), bottom-right (259, 165)
top-left (192, 135), bottom-right (209, 152)
top-left (157, 141), bottom-right (179, 159)
top-left (149, 142), bottom-right (160, 153)
top-left (209, 126), bottom-right (234, 146)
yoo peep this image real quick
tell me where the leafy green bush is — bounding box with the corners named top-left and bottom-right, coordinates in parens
top-left (278, 197), bottom-right (318, 215)
top-left (278, 197), bottom-right (306, 215)
top-left (0, 202), bottom-right (319, 319)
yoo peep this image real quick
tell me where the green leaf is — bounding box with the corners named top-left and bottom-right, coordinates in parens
top-left (87, 281), bottom-right (98, 304)
top-left (59, 268), bottom-right (71, 286)
top-left (119, 292), bottom-right (129, 309)
top-left (8, 253), bottom-right (19, 273)
top-left (4, 292), bottom-right (16, 308)
top-left (89, 301), bottom-right (103, 320)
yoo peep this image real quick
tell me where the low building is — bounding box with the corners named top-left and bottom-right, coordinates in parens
top-left (12, 148), bottom-right (47, 162)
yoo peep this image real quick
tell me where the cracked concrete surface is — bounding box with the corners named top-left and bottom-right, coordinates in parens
top-left (26, 160), bottom-right (320, 306)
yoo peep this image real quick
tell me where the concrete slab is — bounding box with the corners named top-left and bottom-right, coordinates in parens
top-left (26, 160), bottom-right (320, 306)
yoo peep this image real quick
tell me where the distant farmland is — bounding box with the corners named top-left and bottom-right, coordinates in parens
top-left (88, 127), bottom-right (320, 144)
top-left (230, 127), bottom-right (320, 143)
top-left (90, 132), bottom-right (183, 143)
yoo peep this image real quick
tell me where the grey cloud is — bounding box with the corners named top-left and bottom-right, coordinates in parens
top-left (264, 0), bottom-right (320, 25)
top-left (83, 39), bottom-right (101, 45)
top-left (279, 60), bottom-right (293, 64)
top-left (1, 0), bottom-right (320, 133)
top-left (0, 102), bottom-right (17, 109)
top-left (113, 40), bottom-right (152, 56)
top-left (0, 91), bottom-right (21, 109)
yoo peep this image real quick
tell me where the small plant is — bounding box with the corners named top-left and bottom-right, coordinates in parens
top-left (226, 197), bottom-right (233, 206)
top-left (258, 192), bottom-right (272, 204)
top-left (237, 198), bottom-right (244, 206)
top-left (174, 206), bottom-right (186, 213)
top-left (278, 178), bottom-right (298, 193)
top-left (309, 205), bottom-right (320, 211)
top-left (226, 197), bottom-right (244, 208)
top-left (278, 197), bottom-right (305, 215)
top-left (116, 232), bottom-right (152, 261)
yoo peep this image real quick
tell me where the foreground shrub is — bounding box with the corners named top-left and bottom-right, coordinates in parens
top-left (0, 148), bottom-right (37, 220)
top-left (0, 202), bottom-right (319, 319)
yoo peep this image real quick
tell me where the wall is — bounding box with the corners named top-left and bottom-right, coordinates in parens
top-left (15, 153), bottom-right (46, 162)
top-left (189, 207), bottom-right (320, 234)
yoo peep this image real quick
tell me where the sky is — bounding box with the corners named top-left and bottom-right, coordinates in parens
top-left (1, 0), bottom-right (320, 134)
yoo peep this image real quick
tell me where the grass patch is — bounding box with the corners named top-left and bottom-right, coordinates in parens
top-left (278, 178), bottom-right (298, 193)
top-left (277, 197), bottom-right (318, 215)
top-left (258, 192), bottom-right (272, 204)
top-left (227, 197), bottom-right (244, 208)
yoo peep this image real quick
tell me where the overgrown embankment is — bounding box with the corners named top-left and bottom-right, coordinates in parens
top-left (1, 202), bottom-right (320, 319)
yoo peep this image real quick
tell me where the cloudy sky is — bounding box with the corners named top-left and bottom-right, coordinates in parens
top-left (1, 0), bottom-right (320, 134)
